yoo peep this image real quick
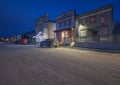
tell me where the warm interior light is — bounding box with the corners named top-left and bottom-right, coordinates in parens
top-left (70, 41), bottom-right (75, 47)
top-left (79, 24), bottom-right (84, 30)
top-left (61, 31), bottom-right (64, 38)
top-left (78, 24), bottom-right (87, 36)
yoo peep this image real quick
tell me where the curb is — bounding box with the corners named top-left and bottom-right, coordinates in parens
top-left (63, 46), bottom-right (120, 53)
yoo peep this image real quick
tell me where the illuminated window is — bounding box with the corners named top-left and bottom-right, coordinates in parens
top-left (80, 30), bottom-right (87, 36)
top-left (64, 31), bottom-right (68, 37)
top-left (61, 31), bottom-right (64, 38)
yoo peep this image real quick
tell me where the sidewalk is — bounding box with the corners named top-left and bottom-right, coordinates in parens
top-left (0, 42), bottom-right (5, 45)
top-left (63, 46), bottom-right (120, 53)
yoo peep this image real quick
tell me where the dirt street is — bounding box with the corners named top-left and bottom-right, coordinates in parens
top-left (0, 44), bottom-right (120, 85)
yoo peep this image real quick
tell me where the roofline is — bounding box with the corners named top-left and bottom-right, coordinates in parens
top-left (78, 4), bottom-right (113, 17)
top-left (48, 20), bottom-right (56, 23)
top-left (35, 14), bottom-right (48, 21)
top-left (56, 10), bottom-right (76, 18)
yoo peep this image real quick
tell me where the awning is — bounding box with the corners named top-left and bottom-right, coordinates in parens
top-left (54, 28), bottom-right (72, 32)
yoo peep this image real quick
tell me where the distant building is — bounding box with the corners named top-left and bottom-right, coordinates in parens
top-left (54, 10), bottom-right (77, 46)
top-left (26, 30), bottom-right (36, 44)
top-left (9, 35), bottom-right (16, 43)
top-left (35, 14), bottom-right (56, 42)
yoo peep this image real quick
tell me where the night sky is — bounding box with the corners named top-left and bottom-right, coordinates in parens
top-left (0, 0), bottom-right (120, 37)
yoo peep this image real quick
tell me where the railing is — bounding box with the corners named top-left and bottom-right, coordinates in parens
top-left (75, 34), bottom-right (120, 43)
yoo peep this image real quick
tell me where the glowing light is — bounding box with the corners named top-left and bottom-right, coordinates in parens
top-left (61, 31), bottom-right (64, 38)
top-left (34, 31), bottom-right (45, 43)
top-left (78, 24), bottom-right (87, 36)
top-left (79, 24), bottom-right (84, 30)
top-left (70, 41), bottom-right (75, 47)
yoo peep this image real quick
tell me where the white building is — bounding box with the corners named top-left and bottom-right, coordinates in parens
top-left (35, 14), bottom-right (56, 42)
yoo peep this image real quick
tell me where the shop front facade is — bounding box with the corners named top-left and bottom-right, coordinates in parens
top-left (35, 14), bottom-right (56, 43)
top-left (75, 5), bottom-right (120, 50)
top-left (55, 10), bottom-right (76, 46)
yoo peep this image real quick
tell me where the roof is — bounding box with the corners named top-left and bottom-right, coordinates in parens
top-left (56, 10), bottom-right (76, 19)
top-left (26, 30), bottom-right (36, 34)
top-left (78, 4), bottom-right (113, 17)
top-left (35, 14), bottom-right (48, 22)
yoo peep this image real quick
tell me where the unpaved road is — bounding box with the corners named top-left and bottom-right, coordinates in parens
top-left (0, 44), bottom-right (120, 85)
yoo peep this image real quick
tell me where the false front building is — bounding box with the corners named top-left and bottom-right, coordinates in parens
top-left (35, 14), bottom-right (56, 42)
top-left (75, 5), bottom-right (120, 50)
top-left (54, 10), bottom-right (76, 46)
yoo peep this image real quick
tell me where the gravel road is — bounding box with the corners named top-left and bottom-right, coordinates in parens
top-left (0, 44), bottom-right (120, 85)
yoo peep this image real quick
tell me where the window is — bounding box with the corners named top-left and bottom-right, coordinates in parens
top-left (64, 31), bottom-right (68, 37)
top-left (68, 19), bottom-right (71, 25)
top-left (59, 22), bottom-right (62, 27)
top-left (64, 21), bottom-right (66, 26)
top-left (89, 15), bottom-right (96, 23)
top-left (80, 30), bottom-right (87, 36)
top-left (43, 23), bottom-right (45, 28)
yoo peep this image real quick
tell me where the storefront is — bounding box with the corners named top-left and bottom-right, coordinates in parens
top-left (35, 14), bottom-right (56, 40)
top-left (75, 5), bottom-right (117, 49)
top-left (76, 5), bottom-right (113, 42)
top-left (54, 28), bottom-right (75, 45)
top-left (55, 10), bottom-right (76, 46)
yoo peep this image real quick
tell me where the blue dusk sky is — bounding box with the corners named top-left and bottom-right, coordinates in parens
top-left (0, 0), bottom-right (120, 37)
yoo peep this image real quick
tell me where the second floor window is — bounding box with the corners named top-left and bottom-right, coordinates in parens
top-left (68, 19), bottom-right (71, 25)
top-left (64, 21), bottom-right (66, 26)
top-left (59, 22), bottom-right (62, 27)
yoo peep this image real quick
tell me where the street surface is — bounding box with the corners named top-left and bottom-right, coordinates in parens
top-left (0, 44), bottom-right (120, 85)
